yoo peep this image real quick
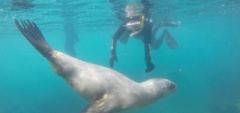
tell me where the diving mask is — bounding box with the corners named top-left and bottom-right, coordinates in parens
top-left (126, 15), bottom-right (145, 37)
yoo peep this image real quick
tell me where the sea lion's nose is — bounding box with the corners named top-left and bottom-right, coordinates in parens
top-left (169, 83), bottom-right (176, 90)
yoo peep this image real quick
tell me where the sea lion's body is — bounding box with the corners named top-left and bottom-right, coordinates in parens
top-left (14, 19), bottom-right (176, 113)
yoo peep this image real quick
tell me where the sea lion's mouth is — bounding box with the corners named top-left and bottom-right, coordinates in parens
top-left (169, 83), bottom-right (176, 90)
top-left (169, 83), bottom-right (177, 93)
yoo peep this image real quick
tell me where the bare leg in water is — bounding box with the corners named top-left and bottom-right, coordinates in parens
top-left (64, 21), bottom-right (78, 57)
top-left (62, 0), bottom-right (78, 57)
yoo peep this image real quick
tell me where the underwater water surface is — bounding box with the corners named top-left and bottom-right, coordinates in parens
top-left (0, 0), bottom-right (240, 113)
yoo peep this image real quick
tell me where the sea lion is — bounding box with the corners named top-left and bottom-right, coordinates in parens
top-left (14, 19), bottom-right (176, 113)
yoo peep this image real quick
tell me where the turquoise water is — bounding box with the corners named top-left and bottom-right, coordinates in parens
top-left (1, 0), bottom-right (240, 113)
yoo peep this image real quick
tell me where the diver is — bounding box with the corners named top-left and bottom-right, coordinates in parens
top-left (110, 0), bottom-right (179, 72)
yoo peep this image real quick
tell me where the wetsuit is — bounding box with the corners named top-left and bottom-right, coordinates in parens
top-left (110, 0), bottom-right (155, 72)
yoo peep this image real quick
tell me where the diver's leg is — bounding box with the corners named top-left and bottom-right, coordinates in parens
top-left (151, 29), bottom-right (178, 49)
top-left (163, 29), bottom-right (178, 49)
top-left (63, 0), bottom-right (78, 57)
top-left (150, 31), bottom-right (165, 50)
top-left (144, 35), bottom-right (155, 72)
top-left (164, 21), bottom-right (178, 27)
top-left (64, 21), bottom-right (78, 57)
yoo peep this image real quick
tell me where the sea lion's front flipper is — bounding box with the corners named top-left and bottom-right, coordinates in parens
top-left (14, 19), bottom-right (53, 58)
top-left (81, 94), bottom-right (119, 113)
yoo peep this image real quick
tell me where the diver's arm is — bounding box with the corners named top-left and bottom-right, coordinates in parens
top-left (110, 23), bottom-right (126, 68)
top-left (143, 34), bottom-right (151, 61)
top-left (143, 33), bottom-right (155, 72)
top-left (143, 21), bottom-right (155, 72)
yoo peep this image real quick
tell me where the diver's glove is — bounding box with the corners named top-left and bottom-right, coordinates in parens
top-left (110, 55), bottom-right (118, 68)
top-left (145, 56), bottom-right (155, 72)
top-left (145, 62), bottom-right (155, 72)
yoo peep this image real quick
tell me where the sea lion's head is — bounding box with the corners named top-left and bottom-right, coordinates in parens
top-left (141, 78), bottom-right (176, 102)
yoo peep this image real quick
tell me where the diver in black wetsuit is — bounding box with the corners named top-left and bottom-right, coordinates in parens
top-left (110, 0), bottom-right (179, 72)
